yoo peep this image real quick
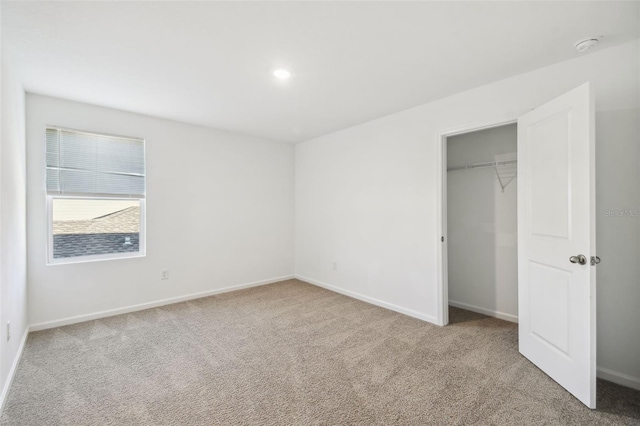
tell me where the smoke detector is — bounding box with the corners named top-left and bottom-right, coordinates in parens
top-left (575, 38), bottom-right (599, 53)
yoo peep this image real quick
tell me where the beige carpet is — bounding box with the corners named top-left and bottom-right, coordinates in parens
top-left (1, 279), bottom-right (638, 425)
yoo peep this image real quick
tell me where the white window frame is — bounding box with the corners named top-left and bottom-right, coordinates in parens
top-left (47, 195), bottom-right (146, 265)
top-left (45, 125), bottom-right (146, 265)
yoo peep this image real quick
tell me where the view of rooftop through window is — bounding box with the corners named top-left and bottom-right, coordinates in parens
top-left (52, 199), bottom-right (141, 259)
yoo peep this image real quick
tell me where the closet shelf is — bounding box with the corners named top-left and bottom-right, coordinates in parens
top-left (448, 159), bottom-right (517, 193)
top-left (447, 159), bottom-right (517, 172)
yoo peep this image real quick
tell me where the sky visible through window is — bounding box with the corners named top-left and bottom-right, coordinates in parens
top-left (53, 199), bottom-right (139, 223)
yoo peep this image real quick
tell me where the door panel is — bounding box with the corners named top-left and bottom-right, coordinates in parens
top-left (529, 262), bottom-right (571, 355)
top-left (518, 83), bottom-right (596, 408)
top-left (529, 112), bottom-right (570, 239)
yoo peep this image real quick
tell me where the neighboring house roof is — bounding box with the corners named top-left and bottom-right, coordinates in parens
top-left (53, 206), bottom-right (140, 235)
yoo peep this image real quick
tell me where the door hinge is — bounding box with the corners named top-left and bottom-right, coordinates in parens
top-left (441, 236), bottom-right (444, 242)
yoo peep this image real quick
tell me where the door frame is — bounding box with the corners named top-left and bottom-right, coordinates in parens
top-left (435, 115), bottom-right (519, 326)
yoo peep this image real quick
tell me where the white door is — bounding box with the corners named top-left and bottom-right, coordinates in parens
top-left (517, 83), bottom-right (596, 408)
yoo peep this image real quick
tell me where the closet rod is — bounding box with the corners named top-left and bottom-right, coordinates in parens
top-left (447, 159), bottom-right (517, 172)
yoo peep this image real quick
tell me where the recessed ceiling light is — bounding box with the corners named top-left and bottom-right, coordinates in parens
top-left (273, 68), bottom-right (292, 80)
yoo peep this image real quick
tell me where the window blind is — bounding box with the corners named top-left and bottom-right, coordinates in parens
top-left (46, 127), bottom-right (145, 198)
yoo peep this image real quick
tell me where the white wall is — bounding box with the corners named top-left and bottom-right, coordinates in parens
top-left (1, 45), bottom-right (28, 401)
top-left (27, 95), bottom-right (295, 327)
top-left (447, 124), bottom-right (517, 322)
top-left (594, 108), bottom-right (640, 386)
top-left (295, 40), bottom-right (640, 388)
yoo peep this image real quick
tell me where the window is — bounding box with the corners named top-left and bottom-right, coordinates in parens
top-left (46, 127), bottom-right (146, 264)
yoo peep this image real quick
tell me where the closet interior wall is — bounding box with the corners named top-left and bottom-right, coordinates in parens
top-left (447, 123), bottom-right (518, 322)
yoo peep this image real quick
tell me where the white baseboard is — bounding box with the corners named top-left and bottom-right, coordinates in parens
top-left (597, 367), bottom-right (640, 391)
top-left (295, 274), bottom-right (438, 324)
top-left (0, 327), bottom-right (29, 413)
top-left (448, 299), bottom-right (518, 323)
top-left (30, 275), bottom-right (295, 332)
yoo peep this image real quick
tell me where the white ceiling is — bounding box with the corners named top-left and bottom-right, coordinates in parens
top-left (3, 1), bottom-right (639, 143)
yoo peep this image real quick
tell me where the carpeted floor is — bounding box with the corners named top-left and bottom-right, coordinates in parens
top-left (1, 279), bottom-right (639, 425)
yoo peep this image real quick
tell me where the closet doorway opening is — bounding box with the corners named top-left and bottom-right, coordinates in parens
top-left (439, 121), bottom-right (518, 326)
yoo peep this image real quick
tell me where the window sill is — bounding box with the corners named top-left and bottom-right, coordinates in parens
top-left (47, 252), bottom-right (146, 266)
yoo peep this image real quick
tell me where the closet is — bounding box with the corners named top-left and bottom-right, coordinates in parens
top-left (446, 123), bottom-right (518, 322)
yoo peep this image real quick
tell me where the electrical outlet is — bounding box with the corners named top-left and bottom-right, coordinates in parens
top-left (6, 321), bottom-right (10, 341)
top-left (161, 269), bottom-right (169, 280)
top-left (332, 261), bottom-right (337, 271)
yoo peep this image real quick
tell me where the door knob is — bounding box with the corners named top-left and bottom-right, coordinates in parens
top-left (569, 254), bottom-right (587, 265)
